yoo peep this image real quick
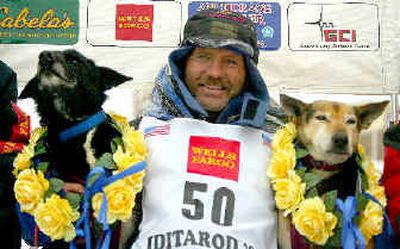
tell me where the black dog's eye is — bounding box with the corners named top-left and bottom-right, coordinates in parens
top-left (346, 118), bottom-right (356, 125)
top-left (316, 115), bottom-right (327, 121)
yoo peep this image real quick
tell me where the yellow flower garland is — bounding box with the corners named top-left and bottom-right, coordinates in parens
top-left (268, 123), bottom-right (386, 246)
top-left (13, 113), bottom-right (147, 242)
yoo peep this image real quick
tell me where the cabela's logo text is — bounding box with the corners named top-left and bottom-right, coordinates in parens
top-left (0, 7), bottom-right (75, 29)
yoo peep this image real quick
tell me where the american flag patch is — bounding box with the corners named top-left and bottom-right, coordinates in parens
top-left (144, 124), bottom-right (171, 138)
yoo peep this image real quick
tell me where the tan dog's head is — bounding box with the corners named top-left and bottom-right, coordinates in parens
top-left (280, 94), bottom-right (389, 165)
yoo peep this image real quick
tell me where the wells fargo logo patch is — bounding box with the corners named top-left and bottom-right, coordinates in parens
top-left (187, 136), bottom-right (240, 181)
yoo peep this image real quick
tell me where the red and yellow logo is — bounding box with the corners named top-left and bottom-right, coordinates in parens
top-left (115, 4), bottom-right (153, 41)
top-left (187, 136), bottom-right (240, 181)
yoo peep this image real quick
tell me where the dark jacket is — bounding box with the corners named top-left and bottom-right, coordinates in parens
top-left (0, 60), bottom-right (22, 249)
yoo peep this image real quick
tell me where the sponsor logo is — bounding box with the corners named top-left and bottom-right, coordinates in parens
top-left (288, 3), bottom-right (379, 51)
top-left (189, 1), bottom-right (281, 50)
top-left (187, 136), bottom-right (240, 181)
top-left (305, 6), bottom-right (356, 43)
top-left (0, 0), bottom-right (79, 44)
top-left (115, 4), bottom-right (153, 41)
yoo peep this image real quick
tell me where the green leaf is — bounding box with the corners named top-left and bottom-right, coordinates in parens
top-left (96, 153), bottom-right (115, 170)
top-left (296, 148), bottom-right (309, 159)
top-left (65, 192), bottom-right (82, 209)
top-left (325, 228), bottom-right (341, 248)
top-left (35, 142), bottom-right (47, 155)
top-left (302, 172), bottom-right (322, 191)
top-left (37, 162), bottom-right (49, 172)
top-left (306, 187), bottom-right (318, 198)
top-left (111, 137), bottom-right (123, 150)
top-left (295, 168), bottom-right (306, 178)
top-left (324, 190), bottom-right (337, 212)
top-left (356, 193), bottom-right (369, 212)
top-left (49, 177), bottom-right (65, 193)
top-left (111, 140), bottom-right (118, 154)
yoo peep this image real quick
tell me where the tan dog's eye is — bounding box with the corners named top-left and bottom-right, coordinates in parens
top-left (315, 115), bottom-right (327, 121)
top-left (346, 118), bottom-right (356, 125)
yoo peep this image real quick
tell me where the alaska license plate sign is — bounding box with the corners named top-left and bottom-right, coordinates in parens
top-left (188, 1), bottom-right (281, 51)
top-left (0, 0), bottom-right (79, 44)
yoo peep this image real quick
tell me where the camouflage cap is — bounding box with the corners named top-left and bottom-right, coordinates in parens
top-left (181, 9), bottom-right (259, 64)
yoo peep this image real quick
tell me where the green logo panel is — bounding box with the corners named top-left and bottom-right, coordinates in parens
top-left (0, 0), bottom-right (79, 44)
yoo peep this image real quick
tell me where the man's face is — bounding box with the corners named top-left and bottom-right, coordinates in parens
top-left (184, 47), bottom-right (246, 112)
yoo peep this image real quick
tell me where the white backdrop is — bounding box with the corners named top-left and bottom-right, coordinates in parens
top-left (0, 0), bottom-right (399, 94)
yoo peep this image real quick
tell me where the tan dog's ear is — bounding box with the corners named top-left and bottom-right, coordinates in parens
top-left (280, 94), bottom-right (307, 117)
top-left (356, 100), bottom-right (389, 130)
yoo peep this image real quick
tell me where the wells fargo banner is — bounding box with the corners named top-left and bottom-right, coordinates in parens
top-left (0, 0), bottom-right (79, 44)
top-left (116, 4), bottom-right (154, 41)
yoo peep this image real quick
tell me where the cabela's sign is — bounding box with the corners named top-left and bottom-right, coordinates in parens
top-left (0, 0), bottom-right (79, 45)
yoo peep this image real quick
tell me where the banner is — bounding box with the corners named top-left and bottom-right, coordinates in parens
top-left (288, 3), bottom-right (379, 51)
top-left (188, 1), bottom-right (281, 51)
top-left (116, 4), bottom-right (154, 41)
top-left (0, 0), bottom-right (79, 45)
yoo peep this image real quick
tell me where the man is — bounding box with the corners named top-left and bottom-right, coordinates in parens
top-left (124, 9), bottom-right (282, 249)
top-left (382, 124), bottom-right (400, 246)
top-left (0, 60), bottom-right (30, 249)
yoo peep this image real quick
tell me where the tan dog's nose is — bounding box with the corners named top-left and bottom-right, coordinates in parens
top-left (332, 133), bottom-right (348, 150)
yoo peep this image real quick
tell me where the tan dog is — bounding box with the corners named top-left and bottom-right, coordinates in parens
top-left (277, 94), bottom-right (389, 249)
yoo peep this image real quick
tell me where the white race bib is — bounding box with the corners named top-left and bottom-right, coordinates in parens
top-left (132, 117), bottom-right (277, 249)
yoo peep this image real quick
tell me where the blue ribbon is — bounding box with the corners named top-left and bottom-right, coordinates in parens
top-left (59, 111), bottom-right (107, 142)
top-left (70, 160), bottom-right (146, 249)
top-left (363, 193), bottom-right (396, 249)
top-left (336, 196), bottom-right (366, 249)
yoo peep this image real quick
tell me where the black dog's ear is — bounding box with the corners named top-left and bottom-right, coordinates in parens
top-left (280, 94), bottom-right (307, 117)
top-left (98, 67), bottom-right (133, 91)
top-left (19, 76), bottom-right (39, 99)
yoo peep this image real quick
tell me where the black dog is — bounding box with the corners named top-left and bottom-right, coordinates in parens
top-left (19, 49), bottom-right (132, 249)
top-left (0, 60), bottom-right (27, 249)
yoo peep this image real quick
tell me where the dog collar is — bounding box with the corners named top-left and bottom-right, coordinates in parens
top-left (58, 111), bottom-right (107, 142)
top-left (302, 155), bottom-right (345, 171)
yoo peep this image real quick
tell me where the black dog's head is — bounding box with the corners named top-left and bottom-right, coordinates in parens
top-left (0, 60), bottom-right (18, 140)
top-left (19, 49), bottom-right (132, 126)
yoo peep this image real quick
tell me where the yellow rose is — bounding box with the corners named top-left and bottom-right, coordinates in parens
top-left (92, 179), bottom-right (136, 224)
top-left (292, 197), bottom-right (337, 245)
top-left (268, 144), bottom-right (296, 180)
top-left (122, 129), bottom-right (147, 157)
top-left (13, 147), bottom-right (34, 175)
top-left (113, 146), bottom-right (144, 171)
top-left (34, 194), bottom-right (80, 241)
top-left (358, 144), bottom-right (366, 160)
top-left (359, 201), bottom-right (383, 242)
top-left (367, 185), bottom-right (387, 207)
top-left (364, 161), bottom-right (381, 186)
top-left (30, 127), bottom-right (47, 144)
top-left (109, 113), bottom-right (128, 126)
top-left (273, 170), bottom-right (305, 214)
top-left (14, 169), bottom-right (49, 214)
top-left (272, 123), bottom-right (297, 151)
